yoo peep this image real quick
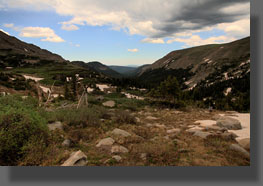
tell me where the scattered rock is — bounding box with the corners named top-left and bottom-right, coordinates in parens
top-left (186, 126), bottom-right (203, 133)
top-left (112, 155), bottom-right (122, 162)
top-left (166, 128), bottom-right (181, 134)
top-left (111, 145), bottom-right (129, 154)
top-left (146, 116), bottom-right (158, 120)
top-left (47, 121), bottom-right (63, 131)
top-left (193, 131), bottom-right (213, 139)
top-left (229, 144), bottom-right (250, 158)
top-left (62, 139), bottom-right (71, 147)
top-left (111, 128), bottom-right (131, 137)
top-left (146, 123), bottom-right (154, 127)
top-left (103, 100), bottom-right (115, 108)
top-left (96, 137), bottom-right (115, 148)
top-left (135, 117), bottom-right (141, 123)
top-left (216, 117), bottom-right (242, 130)
top-left (163, 135), bottom-right (170, 140)
top-left (154, 124), bottom-right (166, 129)
top-left (237, 138), bottom-right (250, 151)
top-left (140, 153), bottom-right (147, 161)
top-left (220, 132), bottom-right (238, 140)
top-left (61, 150), bottom-right (87, 166)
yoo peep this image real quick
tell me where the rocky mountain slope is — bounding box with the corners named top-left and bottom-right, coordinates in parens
top-left (0, 31), bottom-right (65, 68)
top-left (137, 37), bottom-right (250, 89)
top-left (72, 61), bottom-right (122, 78)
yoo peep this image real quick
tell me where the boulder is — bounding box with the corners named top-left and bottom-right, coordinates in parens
top-left (140, 153), bottom-right (147, 161)
top-left (216, 117), bottom-right (242, 130)
top-left (103, 100), bottom-right (115, 108)
top-left (146, 116), bottom-right (158, 120)
top-left (166, 128), bottom-right (181, 134)
top-left (111, 145), bottom-right (129, 154)
top-left (193, 131), bottom-right (213, 139)
top-left (62, 139), bottom-right (71, 147)
top-left (61, 150), bottom-right (87, 166)
top-left (135, 117), bottom-right (141, 123)
top-left (220, 132), bottom-right (238, 140)
top-left (96, 137), bottom-right (115, 148)
top-left (112, 155), bottom-right (122, 162)
top-left (229, 144), bottom-right (250, 158)
top-left (237, 138), bottom-right (250, 151)
top-left (111, 128), bottom-right (131, 137)
top-left (47, 121), bottom-right (63, 131)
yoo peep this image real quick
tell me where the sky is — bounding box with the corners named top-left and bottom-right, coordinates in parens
top-left (0, 0), bottom-right (250, 66)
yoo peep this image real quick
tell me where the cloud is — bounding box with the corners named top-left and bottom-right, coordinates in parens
top-left (167, 35), bottom-right (235, 47)
top-left (0, 29), bottom-right (9, 35)
top-left (141, 38), bottom-right (165, 44)
top-left (61, 23), bottom-right (79, 31)
top-left (3, 23), bottom-right (14, 28)
top-left (0, 0), bottom-right (250, 46)
top-left (128, 48), bottom-right (138, 52)
top-left (19, 26), bottom-right (65, 42)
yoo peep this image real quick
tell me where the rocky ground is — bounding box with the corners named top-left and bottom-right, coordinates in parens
top-left (49, 106), bottom-right (250, 166)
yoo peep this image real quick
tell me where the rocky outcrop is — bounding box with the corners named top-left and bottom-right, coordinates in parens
top-left (216, 117), bottom-right (242, 130)
top-left (96, 137), bottom-right (115, 148)
top-left (61, 150), bottom-right (87, 166)
top-left (103, 101), bottom-right (115, 107)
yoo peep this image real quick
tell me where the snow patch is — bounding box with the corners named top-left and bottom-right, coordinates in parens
top-left (23, 75), bottom-right (44, 82)
top-left (219, 113), bottom-right (250, 141)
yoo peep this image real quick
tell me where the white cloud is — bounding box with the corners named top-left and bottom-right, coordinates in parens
top-left (128, 48), bottom-right (138, 52)
top-left (3, 23), bottom-right (14, 28)
top-left (167, 35), bottom-right (236, 47)
top-left (75, 44), bottom-right (80, 47)
top-left (0, 0), bottom-right (250, 46)
top-left (0, 29), bottom-right (9, 35)
top-left (61, 24), bottom-right (79, 31)
top-left (141, 38), bottom-right (165, 44)
top-left (19, 27), bottom-right (64, 42)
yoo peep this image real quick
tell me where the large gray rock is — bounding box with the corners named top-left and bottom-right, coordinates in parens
top-left (229, 144), bottom-right (250, 158)
top-left (111, 145), bottom-right (129, 154)
top-left (103, 100), bottom-right (115, 108)
top-left (61, 150), bottom-right (87, 166)
top-left (47, 121), bottom-right (63, 131)
top-left (111, 128), bottom-right (131, 137)
top-left (96, 137), bottom-right (115, 148)
top-left (216, 117), bottom-right (242, 130)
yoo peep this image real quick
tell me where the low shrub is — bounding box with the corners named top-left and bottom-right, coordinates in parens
top-left (0, 95), bottom-right (49, 165)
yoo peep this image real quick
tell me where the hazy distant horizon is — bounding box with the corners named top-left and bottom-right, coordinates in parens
top-left (0, 0), bottom-right (250, 66)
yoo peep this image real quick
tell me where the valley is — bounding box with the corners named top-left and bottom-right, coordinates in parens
top-left (0, 30), bottom-right (250, 166)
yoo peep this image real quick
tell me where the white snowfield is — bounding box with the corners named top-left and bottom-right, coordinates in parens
top-left (223, 113), bottom-right (250, 141)
top-left (194, 113), bottom-right (250, 141)
top-left (23, 75), bottom-right (44, 82)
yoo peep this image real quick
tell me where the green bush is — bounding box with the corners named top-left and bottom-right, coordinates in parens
top-left (0, 95), bottom-right (49, 165)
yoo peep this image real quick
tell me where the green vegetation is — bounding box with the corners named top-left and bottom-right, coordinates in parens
top-left (0, 95), bottom-right (49, 165)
